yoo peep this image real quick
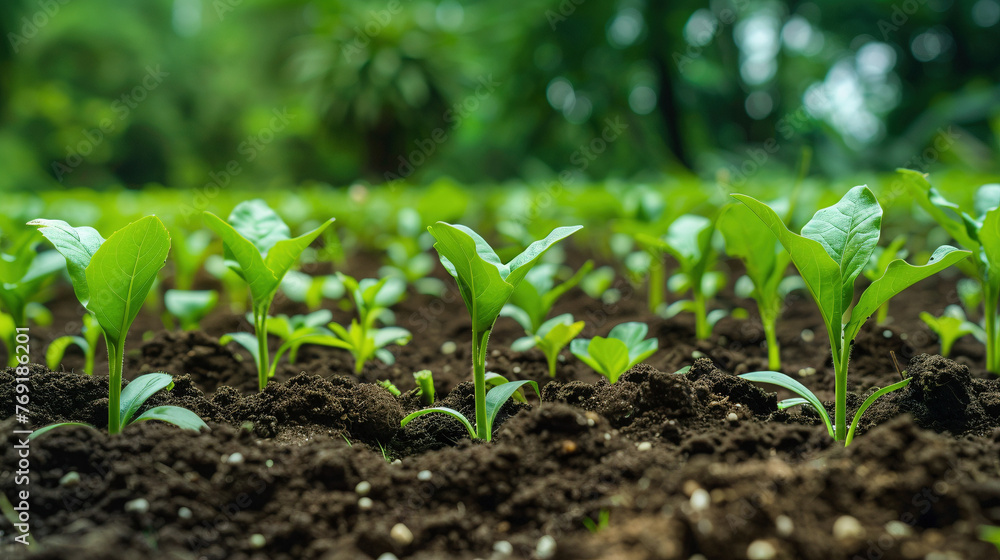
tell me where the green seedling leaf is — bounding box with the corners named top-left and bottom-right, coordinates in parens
top-left (27, 219), bottom-right (105, 306)
top-left (656, 214), bottom-right (722, 339)
top-left (131, 406), bottom-right (209, 431)
top-left (898, 169), bottom-right (979, 250)
top-left (221, 331), bottom-right (262, 363)
top-left (534, 314), bottom-right (586, 377)
top-left (844, 378), bottom-right (910, 446)
top-left (571, 321), bottom-right (658, 383)
top-left (119, 372), bottom-right (173, 426)
top-left (46, 335), bottom-right (88, 370)
top-left (227, 198), bottom-right (292, 253)
top-left (777, 397), bottom-right (810, 410)
top-left (401, 407), bottom-right (476, 439)
top-left (920, 308), bottom-right (984, 357)
top-left (484, 372), bottom-right (526, 403)
top-left (740, 371), bottom-right (834, 438)
top-left (29, 422), bottom-right (96, 440)
top-left (164, 289), bottom-right (218, 330)
top-left (483, 379), bottom-right (539, 438)
top-left (845, 245), bottom-right (971, 342)
top-left (413, 369), bottom-right (435, 404)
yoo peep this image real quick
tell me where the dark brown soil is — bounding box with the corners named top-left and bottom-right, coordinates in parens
top-left (2, 258), bottom-right (999, 560)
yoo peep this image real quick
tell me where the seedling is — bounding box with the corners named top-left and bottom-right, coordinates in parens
top-left (413, 369), bottom-right (435, 404)
top-left (580, 265), bottom-right (620, 304)
top-left (570, 322), bottom-right (658, 383)
top-left (404, 222), bottom-right (581, 440)
top-left (651, 214), bottom-right (726, 340)
top-left (733, 186), bottom-right (970, 444)
top-left (205, 254), bottom-right (249, 312)
top-left (863, 234), bottom-right (908, 324)
top-left (265, 310), bottom-right (333, 363)
top-left (203, 199), bottom-right (335, 390)
top-left (501, 260), bottom-right (593, 335)
top-left (920, 306), bottom-right (984, 358)
top-left (29, 217), bottom-right (207, 435)
top-left (280, 270), bottom-right (344, 310)
top-left (378, 379), bottom-right (402, 397)
top-left (163, 289), bottom-right (219, 330)
top-left (720, 203), bottom-right (803, 370)
top-left (379, 214), bottom-right (446, 297)
top-left (899, 170), bottom-right (1000, 372)
top-left (170, 228), bottom-right (213, 291)
top-left (511, 313), bottom-right (585, 377)
top-left (583, 509), bottom-right (611, 533)
top-left (46, 313), bottom-right (102, 375)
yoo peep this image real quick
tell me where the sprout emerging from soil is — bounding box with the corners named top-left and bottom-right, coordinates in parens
top-left (404, 222), bottom-right (581, 441)
top-left (570, 321), bottom-right (658, 383)
top-left (734, 186), bottom-right (970, 444)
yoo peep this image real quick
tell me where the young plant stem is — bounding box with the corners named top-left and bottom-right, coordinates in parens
top-left (471, 328), bottom-right (491, 440)
top-left (876, 301), bottom-right (889, 325)
top-left (85, 346), bottom-right (96, 376)
top-left (106, 340), bottom-right (124, 434)
top-left (694, 289), bottom-right (709, 340)
top-left (254, 307), bottom-right (270, 391)
top-left (832, 336), bottom-right (851, 442)
top-left (985, 280), bottom-right (999, 373)
top-left (762, 316), bottom-right (780, 371)
top-left (546, 352), bottom-right (557, 377)
top-left (648, 251), bottom-right (664, 312)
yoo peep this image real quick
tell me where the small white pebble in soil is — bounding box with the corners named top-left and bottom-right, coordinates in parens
top-left (833, 515), bottom-right (865, 542)
top-left (249, 534), bottom-right (266, 549)
top-left (59, 471), bottom-right (81, 487)
top-left (512, 366), bottom-right (522, 374)
top-left (775, 515), bottom-right (794, 537)
top-left (798, 367), bottom-right (817, 377)
top-left (746, 540), bottom-right (777, 560)
top-left (535, 535), bottom-right (557, 559)
top-left (637, 442), bottom-right (652, 451)
top-left (692, 351), bottom-right (705, 359)
top-left (226, 452), bottom-right (244, 465)
top-left (125, 498), bottom-right (149, 514)
top-left (417, 470), bottom-right (432, 481)
top-left (390, 523), bottom-right (414, 546)
top-left (493, 540), bottom-right (513, 556)
top-left (603, 433), bottom-right (611, 441)
top-left (392, 459), bottom-right (402, 466)
top-left (358, 497), bottom-right (374, 510)
top-left (265, 459), bottom-right (274, 468)
top-left (727, 412), bottom-right (739, 422)
top-left (376, 554), bottom-right (400, 560)
top-left (441, 341), bottom-right (457, 355)
top-left (492, 349), bottom-right (501, 358)
top-left (883, 329), bottom-right (893, 339)
top-left (690, 489), bottom-right (710, 512)
top-left (696, 519), bottom-right (713, 535)
top-left (177, 507), bottom-right (192, 519)
top-left (885, 520), bottom-right (913, 537)
top-left (801, 329), bottom-right (815, 342)
top-left (355, 481), bottom-right (371, 496)
top-left (899, 332), bottom-right (908, 341)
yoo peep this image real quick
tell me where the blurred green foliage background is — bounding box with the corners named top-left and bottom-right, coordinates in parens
top-left (1, 0), bottom-right (998, 192)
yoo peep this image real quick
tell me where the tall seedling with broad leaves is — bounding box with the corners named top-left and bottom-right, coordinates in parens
top-left (899, 170), bottom-right (1000, 373)
top-left (29, 217), bottom-right (208, 435)
top-left (654, 215), bottom-right (727, 340)
top-left (402, 222), bottom-right (581, 441)
top-left (203, 200), bottom-right (335, 390)
top-left (733, 186), bottom-right (970, 444)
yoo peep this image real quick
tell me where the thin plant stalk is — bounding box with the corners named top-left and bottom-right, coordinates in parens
top-left (107, 340), bottom-right (125, 434)
top-left (472, 329), bottom-right (490, 439)
top-left (255, 306), bottom-right (270, 391)
top-left (986, 280), bottom-right (999, 373)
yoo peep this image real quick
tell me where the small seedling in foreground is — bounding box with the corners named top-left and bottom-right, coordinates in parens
top-left (30, 217), bottom-right (207, 435)
top-left (163, 289), bottom-right (219, 331)
top-left (651, 215), bottom-right (726, 340)
top-left (570, 322), bottom-right (658, 383)
top-left (920, 306), bottom-right (984, 358)
top-left (203, 199), bottom-right (334, 390)
top-left (583, 509), bottom-right (611, 533)
top-left (719, 203), bottom-right (803, 370)
top-left (378, 379), bottom-right (402, 396)
top-left (734, 186), bottom-right (970, 444)
top-left (511, 313), bottom-right (585, 377)
top-left (900, 170), bottom-right (1000, 373)
top-left (413, 369), bottom-right (435, 404)
top-left (405, 221), bottom-right (581, 440)
top-left (46, 313), bottom-right (102, 375)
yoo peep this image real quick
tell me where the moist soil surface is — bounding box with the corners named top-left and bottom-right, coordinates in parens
top-left (2, 256), bottom-right (1000, 560)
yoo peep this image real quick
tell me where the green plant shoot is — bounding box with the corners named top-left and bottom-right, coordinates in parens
top-left (203, 199), bottom-right (335, 390)
top-left (0, 235), bottom-right (64, 366)
top-left (501, 260), bottom-right (593, 334)
top-left (734, 186), bottom-right (970, 443)
top-left (511, 313), bottom-right (585, 377)
top-left (163, 289), bottom-right (219, 330)
top-left (414, 221), bottom-right (581, 440)
top-left (652, 214), bottom-right (725, 340)
top-left (413, 369), bottom-right (435, 404)
top-left (920, 306), bottom-right (984, 358)
top-left (899, 170), bottom-right (1000, 372)
top-left (29, 216), bottom-right (207, 435)
top-left (570, 321), bottom-right (658, 383)
top-left (864, 234), bottom-right (908, 325)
